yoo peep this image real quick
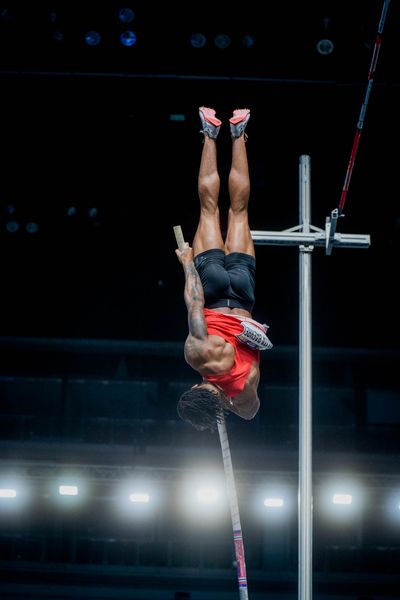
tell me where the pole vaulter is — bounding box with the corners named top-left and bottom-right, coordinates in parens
top-left (173, 3), bottom-right (390, 596)
top-left (174, 224), bottom-right (250, 599)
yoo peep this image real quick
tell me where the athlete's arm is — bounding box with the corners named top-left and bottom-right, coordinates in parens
top-left (175, 243), bottom-right (207, 341)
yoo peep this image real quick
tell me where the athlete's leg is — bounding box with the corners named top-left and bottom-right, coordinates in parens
top-left (192, 107), bottom-right (224, 257)
top-left (225, 109), bottom-right (255, 257)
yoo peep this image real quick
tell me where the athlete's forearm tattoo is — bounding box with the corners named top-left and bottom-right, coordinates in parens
top-left (183, 262), bottom-right (207, 339)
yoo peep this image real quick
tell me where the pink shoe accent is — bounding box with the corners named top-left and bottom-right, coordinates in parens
top-left (199, 106), bottom-right (222, 126)
top-left (229, 108), bottom-right (250, 125)
top-left (229, 108), bottom-right (250, 139)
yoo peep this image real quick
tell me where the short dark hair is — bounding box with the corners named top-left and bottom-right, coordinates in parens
top-left (177, 386), bottom-right (228, 432)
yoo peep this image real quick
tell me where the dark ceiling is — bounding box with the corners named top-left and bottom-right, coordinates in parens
top-left (0, 0), bottom-right (399, 348)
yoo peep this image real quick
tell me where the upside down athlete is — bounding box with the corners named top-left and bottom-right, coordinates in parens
top-left (175, 107), bottom-right (272, 432)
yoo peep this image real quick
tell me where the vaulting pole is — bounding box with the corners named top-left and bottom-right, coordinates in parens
top-left (217, 415), bottom-right (249, 599)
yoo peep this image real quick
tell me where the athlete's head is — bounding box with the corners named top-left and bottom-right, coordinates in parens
top-left (177, 383), bottom-right (229, 432)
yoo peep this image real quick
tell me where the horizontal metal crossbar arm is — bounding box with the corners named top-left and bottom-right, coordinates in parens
top-left (251, 229), bottom-right (370, 249)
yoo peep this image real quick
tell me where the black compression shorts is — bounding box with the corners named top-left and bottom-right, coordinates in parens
top-left (194, 249), bottom-right (256, 313)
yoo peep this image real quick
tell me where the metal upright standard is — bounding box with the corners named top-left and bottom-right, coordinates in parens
top-left (252, 155), bottom-right (370, 600)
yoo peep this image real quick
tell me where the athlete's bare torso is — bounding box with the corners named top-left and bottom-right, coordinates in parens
top-left (184, 307), bottom-right (260, 419)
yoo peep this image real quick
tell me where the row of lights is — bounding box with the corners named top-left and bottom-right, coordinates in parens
top-left (1, 205), bottom-right (101, 235)
top-left (82, 31), bottom-right (255, 50)
top-left (50, 7), bottom-right (138, 48)
top-left (189, 31), bottom-right (334, 56)
top-left (190, 33), bottom-right (255, 50)
top-left (1, 203), bottom-right (39, 234)
top-left (0, 6), bottom-right (351, 58)
top-left (83, 30), bottom-right (137, 48)
top-left (2, 477), bottom-right (400, 522)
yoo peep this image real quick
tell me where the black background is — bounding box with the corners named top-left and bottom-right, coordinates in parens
top-left (0, 0), bottom-right (398, 350)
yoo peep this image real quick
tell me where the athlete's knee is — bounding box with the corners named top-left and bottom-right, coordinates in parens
top-left (199, 171), bottom-right (220, 193)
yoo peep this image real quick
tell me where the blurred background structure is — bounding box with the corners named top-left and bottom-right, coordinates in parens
top-left (0, 1), bottom-right (399, 598)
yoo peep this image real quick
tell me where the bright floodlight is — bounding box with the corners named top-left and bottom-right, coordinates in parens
top-left (196, 486), bottom-right (219, 505)
top-left (179, 472), bottom-right (227, 523)
top-left (320, 477), bottom-right (364, 519)
top-left (255, 486), bottom-right (292, 522)
top-left (264, 497), bottom-right (284, 508)
top-left (0, 478), bottom-right (29, 509)
top-left (117, 479), bottom-right (160, 518)
top-left (332, 493), bottom-right (352, 505)
top-left (129, 493), bottom-right (150, 503)
top-left (54, 476), bottom-right (86, 504)
top-left (59, 485), bottom-right (79, 496)
top-left (0, 488), bottom-right (17, 498)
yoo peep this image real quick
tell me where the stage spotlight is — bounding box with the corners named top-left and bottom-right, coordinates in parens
top-left (214, 34), bottom-right (231, 49)
top-left (190, 33), bottom-right (206, 49)
top-left (316, 17), bottom-right (334, 56)
top-left (54, 476), bottom-right (86, 506)
top-left (263, 497), bottom-right (284, 508)
top-left (26, 222), bottom-right (39, 234)
top-left (66, 206), bottom-right (77, 217)
top-left (242, 35), bottom-right (254, 48)
top-left (253, 484), bottom-right (292, 521)
top-left (242, 34), bottom-right (255, 49)
top-left (316, 38), bottom-right (334, 56)
top-left (179, 471), bottom-right (227, 523)
top-left (0, 488), bottom-right (17, 498)
top-left (59, 485), bottom-right (79, 496)
top-left (320, 477), bottom-right (364, 520)
top-left (85, 30), bottom-right (101, 46)
top-left (6, 221), bottom-right (19, 233)
top-left (118, 7), bottom-right (135, 23)
top-left (88, 207), bottom-right (98, 219)
top-left (0, 477), bottom-right (30, 509)
top-left (196, 486), bottom-right (219, 505)
top-left (129, 492), bottom-right (150, 503)
top-left (332, 493), bottom-right (352, 505)
top-left (117, 479), bottom-right (161, 518)
top-left (120, 30), bottom-right (136, 47)
top-left (52, 30), bottom-right (64, 43)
